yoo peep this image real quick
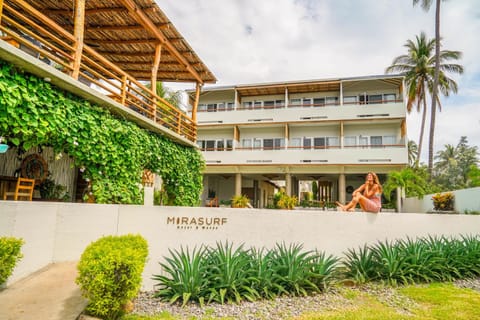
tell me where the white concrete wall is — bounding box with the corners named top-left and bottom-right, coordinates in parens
top-left (2, 201), bottom-right (480, 291)
top-left (404, 187), bottom-right (480, 213)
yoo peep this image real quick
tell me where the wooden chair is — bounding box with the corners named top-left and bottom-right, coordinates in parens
top-left (207, 197), bottom-right (219, 207)
top-left (3, 177), bottom-right (35, 201)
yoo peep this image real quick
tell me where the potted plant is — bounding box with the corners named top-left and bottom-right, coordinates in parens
top-left (38, 174), bottom-right (70, 201)
top-left (231, 195), bottom-right (250, 208)
top-left (0, 137), bottom-right (8, 153)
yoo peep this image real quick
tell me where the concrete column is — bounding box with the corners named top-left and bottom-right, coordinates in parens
top-left (285, 173), bottom-right (291, 196)
top-left (235, 173), bottom-right (242, 196)
top-left (396, 187), bottom-right (404, 213)
top-left (143, 186), bottom-right (154, 206)
top-left (339, 173), bottom-right (346, 204)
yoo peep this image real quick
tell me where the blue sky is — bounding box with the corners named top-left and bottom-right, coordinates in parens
top-left (158, 0), bottom-right (480, 162)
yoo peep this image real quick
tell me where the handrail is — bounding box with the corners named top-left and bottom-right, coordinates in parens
top-left (196, 99), bottom-right (404, 113)
top-left (0, 1), bottom-right (196, 142)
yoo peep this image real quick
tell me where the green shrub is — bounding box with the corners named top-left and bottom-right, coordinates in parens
top-left (275, 192), bottom-right (298, 209)
top-left (231, 195), bottom-right (250, 208)
top-left (0, 237), bottom-right (24, 285)
top-left (76, 234), bottom-right (148, 320)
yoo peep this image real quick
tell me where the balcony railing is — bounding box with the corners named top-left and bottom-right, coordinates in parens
top-left (199, 144), bottom-right (405, 152)
top-left (197, 99), bottom-right (404, 113)
top-left (0, 1), bottom-right (196, 142)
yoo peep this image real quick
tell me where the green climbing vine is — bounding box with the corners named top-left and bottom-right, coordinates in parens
top-left (0, 60), bottom-right (204, 205)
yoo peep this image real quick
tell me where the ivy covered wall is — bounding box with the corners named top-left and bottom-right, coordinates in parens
top-left (0, 60), bottom-right (204, 205)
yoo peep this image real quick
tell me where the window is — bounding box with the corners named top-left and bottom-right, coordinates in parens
top-left (264, 100), bottom-right (275, 108)
top-left (254, 101), bottom-right (262, 109)
top-left (344, 136), bottom-right (357, 147)
top-left (227, 102), bottom-right (235, 110)
top-left (197, 140), bottom-right (205, 149)
top-left (243, 101), bottom-right (253, 109)
top-left (383, 136), bottom-right (396, 146)
top-left (275, 100), bottom-right (285, 107)
top-left (226, 139), bottom-right (233, 151)
top-left (263, 139), bottom-right (273, 150)
top-left (327, 137), bottom-right (339, 147)
top-left (302, 98), bottom-right (312, 106)
top-left (359, 136), bottom-right (369, 147)
top-left (198, 104), bottom-right (207, 111)
top-left (290, 138), bottom-right (301, 148)
top-left (217, 140), bottom-right (224, 151)
top-left (207, 104), bottom-right (217, 112)
top-left (343, 96), bottom-right (357, 104)
top-left (313, 137), bottom-right (326, 149)
top-left (303, 137), bottom-right (312, 149)
top-left (290, 98), bottom-right (301, 106)
top-left (368, 95), bottom-right (383, 104)
top-left (217, 103), bottom-right (225, 110)
top-left (242, 139), bottom-right (252, 149)
top-left (206, 140), bottom-right (215, 150)
top-left (313, 98), bottom-right (325, 106)
top-left (371, 136), bottom-right (383, 147)
top-left (253, 138), bottom-right (262, 149)
top-left (326, 96), bottom-right (338, 105)
top-left (384, 93), bottom-right (396, 102)
top-left (274, 138), bottom-right (284, 149)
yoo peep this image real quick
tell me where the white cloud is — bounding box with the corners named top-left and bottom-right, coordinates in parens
top-left (158, 0), bottom-right (480, 154)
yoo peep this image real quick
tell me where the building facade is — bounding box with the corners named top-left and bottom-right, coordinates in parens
top-left (188, 75), bottom-right (408, 208)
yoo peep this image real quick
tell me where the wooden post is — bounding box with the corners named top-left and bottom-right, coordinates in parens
top-left (120, 75), bottom-right (127, 105)
top-left (151, 43), bottom-right (162, 122)
top-left (71, 0), bottom-right (86, 79)
top-left (284, 124), bottom-right (289, 149)
top-left (0, 0), bottom-right (4, 25)
top-left (192, 82), bottom-right (201, 123)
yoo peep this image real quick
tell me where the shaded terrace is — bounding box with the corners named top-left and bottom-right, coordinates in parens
top-left (0, 0), bottom-right (216, 144)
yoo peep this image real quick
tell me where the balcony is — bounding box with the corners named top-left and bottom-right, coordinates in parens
top-left (201, 144), bottom-right (407, 166)
top-left (0, 0), bottom-right (216, 145)
top-left (196, 100), bottom-right (405, 126)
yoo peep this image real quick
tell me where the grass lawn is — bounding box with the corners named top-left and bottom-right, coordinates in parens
top-left (124, 283), bottom-right (480, 320)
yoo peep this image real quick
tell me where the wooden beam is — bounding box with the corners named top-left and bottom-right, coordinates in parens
top-left (71, 0), bottom-right (86, 79)
top-left (45, 6), bottom-right (154, 16)
top-left (85, 38), bottom-right (159, 45)
top-left (118, 0), bottom-right (204, 84)
top-left (86, 23), bottom-right (169, 32)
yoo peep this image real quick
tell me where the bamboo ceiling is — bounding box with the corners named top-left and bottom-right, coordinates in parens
top-left (11, 0), bottom-right (216, 84)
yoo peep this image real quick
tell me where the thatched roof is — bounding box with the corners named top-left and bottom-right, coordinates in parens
top-left (14, 0), bottom-right (216, 84)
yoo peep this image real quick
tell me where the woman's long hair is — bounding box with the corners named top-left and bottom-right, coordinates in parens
top-left (366, 172), bottom-right (383, 193)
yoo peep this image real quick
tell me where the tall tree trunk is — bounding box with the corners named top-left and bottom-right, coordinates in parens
top-left (428, 0), bottom-right (441, 176)
top-left (416, 97), bottom-right (427, 166)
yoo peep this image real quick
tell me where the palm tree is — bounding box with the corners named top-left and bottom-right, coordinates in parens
top-left (383, 167), bottom-right (428, 212)
top-left (413, 0), bottom-right (442, 174)
top-left (408, 140), bottom-right (419, 167)
top-left (386, 33), bottom-right (433, 165)
top-left (386, 33), bottom-right (463, 167)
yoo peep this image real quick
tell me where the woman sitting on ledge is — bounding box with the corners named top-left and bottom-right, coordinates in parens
top-left (336, 172), bottom-right (382, 213)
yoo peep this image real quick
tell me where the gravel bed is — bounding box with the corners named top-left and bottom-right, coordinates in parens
top-left (132, 278), bottom-right (480, 319)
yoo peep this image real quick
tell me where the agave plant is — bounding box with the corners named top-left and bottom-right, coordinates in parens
top-left (309, 251), bottom-right (340, 291)
top-left (152, 246), bottom-right (208, 306)
top-left (342, 244), bottom-right (379, 284)
top-left (204, 242), bottom-right (258, 304)
top-left (269, 243), bottom-right (319, 296)
top-left (248, 247), bottom-right (277, 300)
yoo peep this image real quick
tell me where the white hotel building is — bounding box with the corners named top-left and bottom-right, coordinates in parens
top-left (187, 75), bottom-right (408, 208)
